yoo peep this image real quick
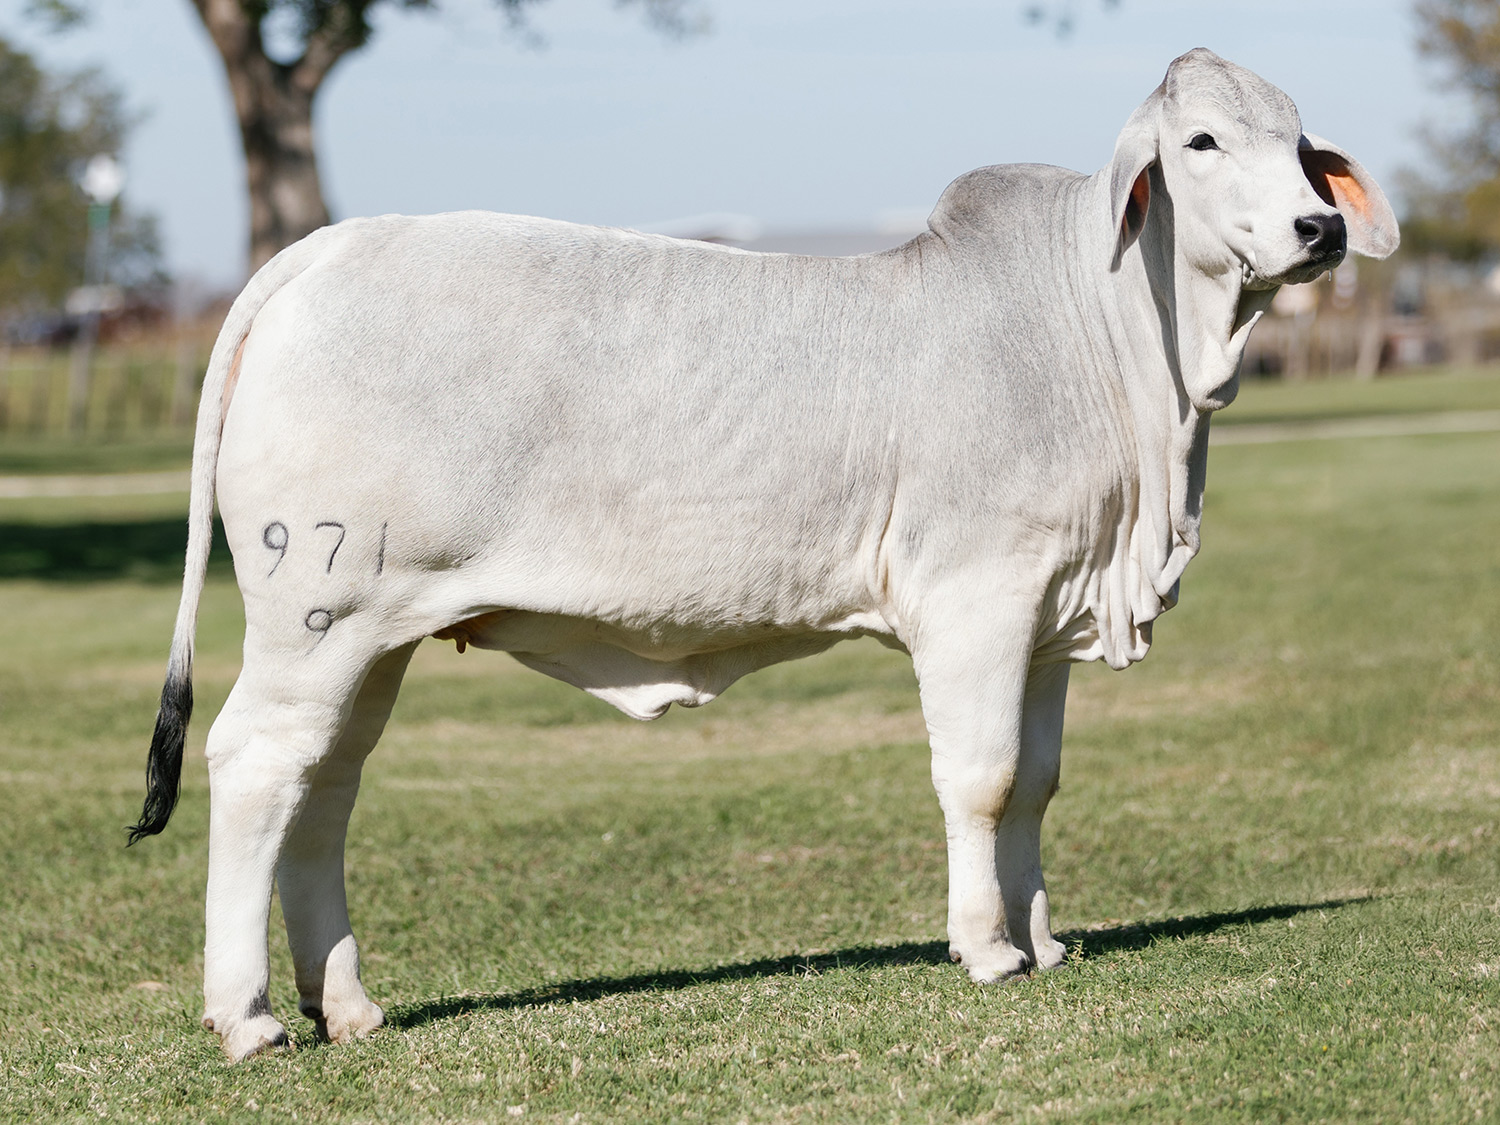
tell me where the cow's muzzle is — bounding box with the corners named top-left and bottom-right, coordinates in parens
top-left (1295, 211), bottom-right (1347, 265)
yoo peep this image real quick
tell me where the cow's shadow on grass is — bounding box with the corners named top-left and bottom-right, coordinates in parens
top-left (389, 896), bottom-right (1367, 1031)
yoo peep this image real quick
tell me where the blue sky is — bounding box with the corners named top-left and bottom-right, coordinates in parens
top-left (0, 0), bottom-right (1455, 287)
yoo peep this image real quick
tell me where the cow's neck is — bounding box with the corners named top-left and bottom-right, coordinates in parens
top-left (1127, 171), bottom-right (1280, 414)
top-left (1086, 170), bottom-right (1278, 628)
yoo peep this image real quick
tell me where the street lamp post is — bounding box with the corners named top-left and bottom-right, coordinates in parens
top-left (67, 154), bottom-right (125, 433)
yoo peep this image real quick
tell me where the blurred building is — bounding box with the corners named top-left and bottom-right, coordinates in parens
top-left (1240, 255), bottom-right (1500, 380)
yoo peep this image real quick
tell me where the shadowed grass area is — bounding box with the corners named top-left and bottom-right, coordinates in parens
top-left (388, 899), bottom-right (1363, 1030)
top-left (0, 517), bottom-right (231, 582)
top-left (0, 374), bottom-right (1497, 1122)
top-left (0, 433), bottom-right (196, 476)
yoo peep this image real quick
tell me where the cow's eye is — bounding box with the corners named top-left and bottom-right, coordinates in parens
top-left (1188, 133), bottom-right (1219, 152)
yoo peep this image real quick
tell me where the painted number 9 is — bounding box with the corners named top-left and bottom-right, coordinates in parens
top-left (263, 522), bottom-right (290, 576)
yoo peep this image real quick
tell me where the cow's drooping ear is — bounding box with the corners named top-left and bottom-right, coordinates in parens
top-left (1108, 85), bottom-right (1163, 271)
top-left (1299, 133), bottom-right (1400, 259)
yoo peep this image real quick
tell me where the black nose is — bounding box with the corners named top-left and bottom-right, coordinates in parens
top-left (1295, 212), bottom-right (1346, 261)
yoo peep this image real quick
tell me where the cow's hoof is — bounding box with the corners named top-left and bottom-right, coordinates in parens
top-left (312, 998), bottom-right (385, 1045)
top-left (212, 1013), bottom-right (290, 1062)
top-left (950, 943), bottom-right (1032, 984)
top-left (1033, 937), bottom-right (1068, 971)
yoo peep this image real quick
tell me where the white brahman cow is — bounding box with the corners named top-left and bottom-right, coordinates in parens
top-left (130, 48), bottom-right (1397, 1060)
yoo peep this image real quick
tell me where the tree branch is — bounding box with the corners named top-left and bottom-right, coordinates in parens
top-left (290, 5), bottom-right (364, 93)
top-left (190, 0), bottom-right (279, 121)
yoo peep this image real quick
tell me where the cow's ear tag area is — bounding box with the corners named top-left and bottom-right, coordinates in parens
top-left (1301, 150), bottom-right (1372, 231)
top-left (1109, 166), bottom-right (1152, 272)
top-left (1298, 134), bottom-right (1400, 259)
top-left (1124, 170), bottom-right (1151, 246)
top-left (1107, 83), bottom-right (1162, 271)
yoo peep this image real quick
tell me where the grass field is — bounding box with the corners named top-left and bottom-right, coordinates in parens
top-left (1, 370), bottom-right (1497, 1122)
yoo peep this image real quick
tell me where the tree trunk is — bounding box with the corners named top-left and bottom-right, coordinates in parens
top-left (238, 78), bottom-right (330, 272)
top-left (1354, 306), bottom-right (1385, 380)
top-left (191, 0), bottom-right (350, 274)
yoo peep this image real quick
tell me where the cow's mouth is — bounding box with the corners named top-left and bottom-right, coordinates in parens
top-left (1300, 239), bottom-right (1348, 273)
top-left (1243, 245), bottom-right (1346, 290)
top-left (1284, 252), bottom-right (1344, 286)
top-left (1241, 260), bottom-right (1279, 291)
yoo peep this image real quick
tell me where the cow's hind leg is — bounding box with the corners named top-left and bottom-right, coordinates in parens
top-left (996, 662), bottom-right (1069, 971)
top-left (277, 641), bottom-right (417, 1044)
top-left (200, 627), bottom-right (389, 1062)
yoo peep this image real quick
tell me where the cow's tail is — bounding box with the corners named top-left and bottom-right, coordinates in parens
top-left (128, 230), bottom-right (337, 844)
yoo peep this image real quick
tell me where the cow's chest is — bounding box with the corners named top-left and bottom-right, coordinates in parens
top-left (1030, 490), bottom-right (1181, 671)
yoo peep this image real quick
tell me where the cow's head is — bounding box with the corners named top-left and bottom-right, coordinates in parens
top-left (1109, 48), bottom-right (1398, 281)
top-left (1103, 48), bottom-right (1398, 410)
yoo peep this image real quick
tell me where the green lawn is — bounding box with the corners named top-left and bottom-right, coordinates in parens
top-left (1223, 365), bottom-right (1500, 425)
top-left (0, 433), bottom-right (196, 477)
top-left (1, 373), bottom-right (1497, 1122)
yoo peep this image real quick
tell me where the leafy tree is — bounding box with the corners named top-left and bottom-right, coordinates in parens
top-left (0, 33), bottom-right (161, 313)
top-left (1022, 0), bottom-right (1119, 38)
top-left (38, 0), bottom-right (705, 274)
top-left (1410, 0), bottom-right (1500, 257)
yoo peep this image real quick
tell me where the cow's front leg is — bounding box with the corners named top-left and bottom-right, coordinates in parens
top-left (996, 661), bottom-right (1069, 971)
top-left (912, 596), bottom-right (1040, 983)
top-left (277, 642), bottom-right (415, 1045)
